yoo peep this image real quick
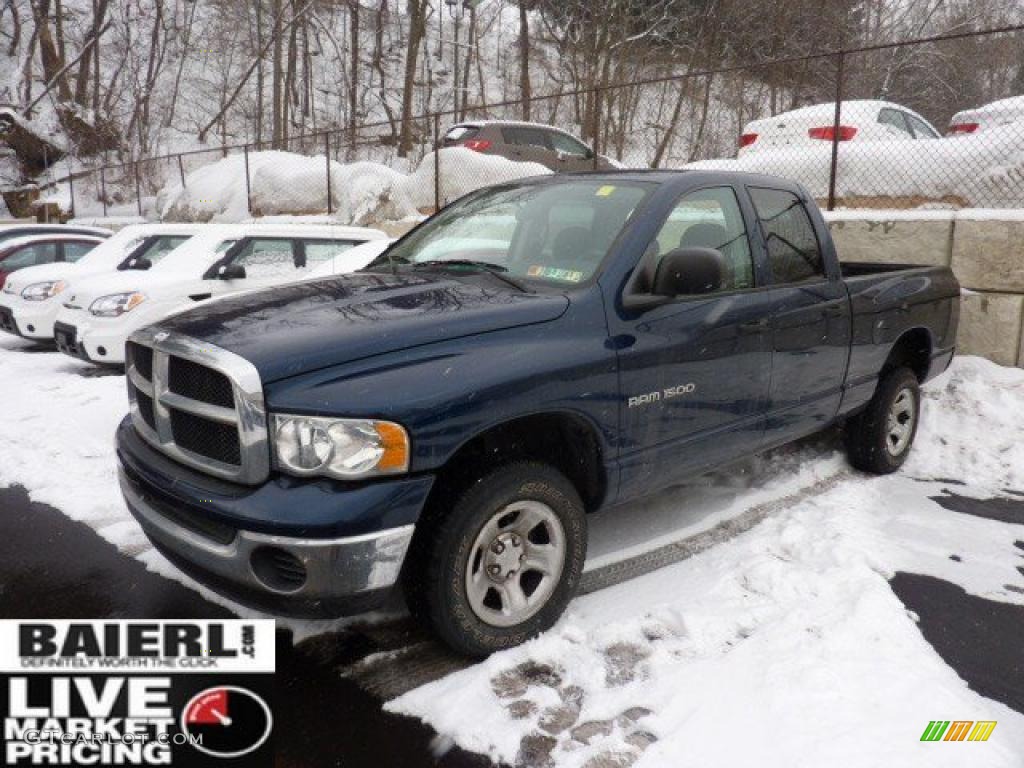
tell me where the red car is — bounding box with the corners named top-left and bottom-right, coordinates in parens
top-left (0, 234), bottom-right (107, 290)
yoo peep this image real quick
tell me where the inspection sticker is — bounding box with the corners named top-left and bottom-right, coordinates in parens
top-left (527, 266), bottom-right (585, 283)
top-left (0, 620), bottom-right (275, 767)
top-left (595, 185), bottom-right (616, 197)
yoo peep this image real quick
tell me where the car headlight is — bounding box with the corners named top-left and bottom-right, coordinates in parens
top-left (271, 414), bottom-right (409, 479)
top-left (21, 280), bottom-right (67, 301)
top-left (89, 292), bottom-right (147, 317)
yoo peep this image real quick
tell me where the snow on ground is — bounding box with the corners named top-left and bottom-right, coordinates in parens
top-left (156, 147), bottom-right (551, 225)
top-left (389, 357), bottom-right (1024, 767)
top-left (1, 334), bottom-right (1023, 766)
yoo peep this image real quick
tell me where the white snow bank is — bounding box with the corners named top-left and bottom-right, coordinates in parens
top-left (390, 356), bottom-right (1024, 767)
top-left (157, 147), bottom-right (550, 225)
top-left (688, 125), bottom-right (1024, 208)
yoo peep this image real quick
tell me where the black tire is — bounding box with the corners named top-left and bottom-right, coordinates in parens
top-left (845, 366), bottom-right (921, 475)
top-left (406, 461), bottom-right (586, 657)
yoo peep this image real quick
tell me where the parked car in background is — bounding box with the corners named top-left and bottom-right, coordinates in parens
top-left (308, 238), bottom-right (394, 278)
top-left (948, 94), bottom-right (1024, 135)
top-left (114, 171), bottom-right (959, 656)
top-left (53, 224), bottom-right (388, 365)
top-left (0, 223), bottom-right (204, 342)
top-left (0, 233), bottom-right (106, 290)
top-left (442, 120), bottom-right (619, 172)
top-left (738, 100), bottom-right (940, 155)
top-left (0, 223), bottom-right (112, 247)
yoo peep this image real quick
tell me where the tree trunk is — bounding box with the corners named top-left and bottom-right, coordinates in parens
top-left (518, 2), bottom-right (530, 120)
top-left (398, 0), bottom-right (426, 157)
top-left (349, 0), bottom-right (360, 133)
top-left (272, 0), bottom-right (284, 147)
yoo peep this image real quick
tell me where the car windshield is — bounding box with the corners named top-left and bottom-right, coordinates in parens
top-left (375, 180), bottom-right (652, 286)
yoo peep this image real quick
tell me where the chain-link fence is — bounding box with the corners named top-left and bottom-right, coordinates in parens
top-left (41, 24), bottom-right (1024, 223)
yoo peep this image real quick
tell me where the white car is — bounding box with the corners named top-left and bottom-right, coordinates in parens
top-left (307, 238), bottom-right (394, 277)
top-left (948, 95), bottom-right (1024, 135)
top-left (0, 223), bottom-right (203, 342)
top-left (53, 224), bottom-right (388, 365)
top-left (738, 99), bottom-right (940, 155)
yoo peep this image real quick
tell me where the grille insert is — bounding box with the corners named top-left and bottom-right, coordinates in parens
top-left (135, 388), bottom-right (156, 430)
top-left (170, 410), bottom-right (241, 466)
top-left (168, 355), bottom-right (235, 408)
top-left (127, 341), bottom-right (153, 381)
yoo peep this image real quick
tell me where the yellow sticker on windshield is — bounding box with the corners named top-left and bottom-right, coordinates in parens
top-left (528, 265), bottom-right (584, 283)
top-left (595, 185), bottom-right (616, 197)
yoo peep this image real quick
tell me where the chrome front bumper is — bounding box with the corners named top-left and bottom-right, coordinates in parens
top-left (119, 467), bottom-right (415, 614)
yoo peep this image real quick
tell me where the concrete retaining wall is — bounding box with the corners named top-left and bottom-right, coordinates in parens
top-left (825, 209), bottom-right (1024, 368)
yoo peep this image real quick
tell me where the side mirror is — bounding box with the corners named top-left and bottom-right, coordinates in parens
top-left (131, 257), bottom-right (152, 271)
top-left (585, 148), bottom-right (595, 160)
top-left (218, 262), bottom-right (246, 280)
top-left (651, 247), bottom-right (725, 297)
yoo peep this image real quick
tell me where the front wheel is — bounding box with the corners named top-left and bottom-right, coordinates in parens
top-left (845, 366), bottom-right (921, 474)
top-left (413, 462), bottom-right (587, 657)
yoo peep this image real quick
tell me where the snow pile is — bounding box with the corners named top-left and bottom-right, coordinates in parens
top-left (389, 356), bottom-right (1024, 766)
top-left (688, 125), bottom-right (1024, 207)
top-left (405, 148), bottom-right (552, 210)
top-left (157, 147), bottom-right (550, 225)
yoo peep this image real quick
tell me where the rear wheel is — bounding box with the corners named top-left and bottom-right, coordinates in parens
top-left (845, 367), bottom-right (921, 474)
top-left (410, 462), bottom-right (586, 657)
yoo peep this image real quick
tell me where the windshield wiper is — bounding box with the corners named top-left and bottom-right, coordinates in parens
top-left (411, 260), bottom-right (529, 292)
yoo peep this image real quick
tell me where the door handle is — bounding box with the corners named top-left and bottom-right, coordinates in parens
top-left (738, 317), bottom-right (769, 334)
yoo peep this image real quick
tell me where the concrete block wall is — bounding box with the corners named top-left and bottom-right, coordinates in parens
top-left (825, 209), bottom-right (1024, 368)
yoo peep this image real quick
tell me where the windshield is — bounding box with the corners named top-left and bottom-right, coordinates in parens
top-left (374, 180), bottom-right (652, 286)
top-left (119, 235), bottom-right (193, 270)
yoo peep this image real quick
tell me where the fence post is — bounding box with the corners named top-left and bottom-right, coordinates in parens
top-left (591, 87), bottom-right (601, 170)
top-left (325, 132), bottom-right (333, 215)
top-left (827, 50), bottom-right (845, 211)
top-left (67, 159), bottom-right (76, 220)
top-left (177, 155), bottom-right (186, 189)
top-left (243, 145), bottom-right (253, 215)
top-left (433, 113), bottom-right (441, 213)
top-left (100, 167), bottom-right (108, 218)
top-left (134, 161), bottom-right (143, 217)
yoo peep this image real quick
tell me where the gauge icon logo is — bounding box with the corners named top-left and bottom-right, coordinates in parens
top-left (182, 685), bottom-right (272, 759)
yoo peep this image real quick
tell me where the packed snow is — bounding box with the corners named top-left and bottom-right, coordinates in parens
top-left (156, 147), bottom-right (551, 225)
top-left (0, 333), bottom-right (1022, 765)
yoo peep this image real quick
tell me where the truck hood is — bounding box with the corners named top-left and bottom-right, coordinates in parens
top-left (158, 271), bottom-right (571, 382)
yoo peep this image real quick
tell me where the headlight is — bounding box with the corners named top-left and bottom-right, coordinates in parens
top-left (89, 292), bottom-right (147, 317)
top-left (272, 414), bottom-right (409, 479)
top-left (21, 280), bottom-right (67, 301)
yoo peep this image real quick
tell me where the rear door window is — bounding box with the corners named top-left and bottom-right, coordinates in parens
top-left (548, 132), bottom-right (591, 158)
top-left (1, 241), bottom-right (58, 270)
top-left (231, 238), bottom-right (299, 278)
top-left (749, 187), bottom-right (825, 285)
top-left (302, 240), bottom-right (359, 269)
top-left (877, 108), bottom-right (912, 136)
top-left (502, 127), bottom-right (552, 149)
top-left (63, 241), bottom-right (98, 262)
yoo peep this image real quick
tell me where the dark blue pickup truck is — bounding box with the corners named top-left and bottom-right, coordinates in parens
top-left (116, 171), bottom-right (959, 655)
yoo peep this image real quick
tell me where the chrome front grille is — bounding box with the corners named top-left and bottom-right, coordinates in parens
top-left (125, 329), bottom-right (270, 484)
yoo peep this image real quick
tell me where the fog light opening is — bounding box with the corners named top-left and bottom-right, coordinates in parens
top-left (250, 546), bottom-right (307, 593)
